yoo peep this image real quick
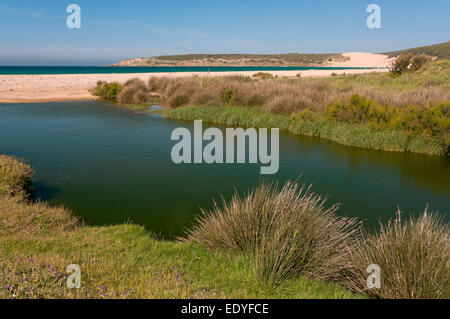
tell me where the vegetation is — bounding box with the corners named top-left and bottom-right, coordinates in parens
top-left (384, 41), bottom-right (450, 60)
top-left (0, 155), bottom-right (360, 299)
top-left (113, 53), bottom-right (346, 67)
top-left (0, 155), bottom-right (34, 198)
top-left (346, 209), bottom-right (449, 299)
top-left (391, 54), bottom-right (431, 75)
top-left (165, 105), bottom-right (445, 155)
top-left (95, 60), bottom-right (450, 155)
top-left (90, 81), bottom-right (123, 101)
top-left (1, 156), bottom-right (448, 299)
top-left (187, 182), bottom-right (361, 285)
top-left (188, 180), bottom-right (449, 298)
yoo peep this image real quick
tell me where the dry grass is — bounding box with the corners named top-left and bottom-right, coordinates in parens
top-left (0, 155), bottom-right (34, 198)
top-left (117, 78), bottom-right (151, 104)
top-left (145, 67), bottom-right (450, 115)
top-left (345, 209), bottom-right (450, 299)
top-left (187, 181), bottom-right (361, 285)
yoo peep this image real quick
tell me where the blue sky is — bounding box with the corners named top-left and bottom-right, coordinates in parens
top-left (0, 0), bottom-right (449, 65)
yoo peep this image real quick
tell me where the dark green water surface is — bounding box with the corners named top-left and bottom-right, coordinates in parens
top-left (1, 101), bottom-right (448, 237)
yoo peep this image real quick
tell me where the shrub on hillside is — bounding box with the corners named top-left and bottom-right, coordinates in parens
top-left (391, 54), bottom-right (413, 75)
top-left (410, 54), bottom-right (432, 72)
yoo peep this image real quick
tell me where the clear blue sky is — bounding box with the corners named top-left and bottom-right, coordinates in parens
top-left (0, 0), bottom-right (448, 65)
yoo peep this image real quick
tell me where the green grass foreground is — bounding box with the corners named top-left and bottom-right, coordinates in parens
top-left (163, 105), bottom-right (444, 155)
top-left (0, 156), bottom-right (361, 299)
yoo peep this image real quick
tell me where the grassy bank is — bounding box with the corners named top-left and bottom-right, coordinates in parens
top-left (92, 60), bottom-right (450, 155)
top-left (0, 155), bottom-right (360, 299)
top-left (164, 105), bottom-right (444, 155)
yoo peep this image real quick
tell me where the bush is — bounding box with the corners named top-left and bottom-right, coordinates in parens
top-left (410, 54), bottom-right (432, 72)
top-left (90, 81), bottom-right (123, 101)
top-left (117, 78), bottom-right (151, 104)
top-left (391, 54), bottom-right (413, 75)
top-left (220, 87), bottom-right (235, 105)
top-left (392, 54), bottom-right (431, 74)
top-left (346, 209), bottom-right (449, 299)
top-left (0, 155), bottom-right (34, 198)
top-left (169, 94), bottom-right (190, 108)
top-left (187, 181), bottom-right (361, 285)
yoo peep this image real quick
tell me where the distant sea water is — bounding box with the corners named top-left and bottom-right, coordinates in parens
top-left (0, 66), bottom-right (379, 75)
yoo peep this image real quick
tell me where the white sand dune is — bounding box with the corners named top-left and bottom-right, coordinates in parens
top-left (331, 52), bottom-right (394, 68)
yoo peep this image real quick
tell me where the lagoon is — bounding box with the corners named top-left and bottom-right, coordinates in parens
top-left (0, 101), bottom-right (448, 238)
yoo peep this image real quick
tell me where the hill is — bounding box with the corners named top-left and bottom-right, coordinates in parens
top-left (384, 41), bottom-right (450, 59)
top-left (112, 53), bottom-right (347, 67)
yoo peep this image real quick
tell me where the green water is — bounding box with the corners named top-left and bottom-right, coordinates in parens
top-left (0, 101), bottom-right (448, 238)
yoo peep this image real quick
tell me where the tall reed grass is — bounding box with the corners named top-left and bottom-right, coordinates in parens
top-left (187, 181), bottom-right (361, 285)
top-left (345, 209), bottom-right (449, 299)
top-left (188, 180), bottom-right (450, 297)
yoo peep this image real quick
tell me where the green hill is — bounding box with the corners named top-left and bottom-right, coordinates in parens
top-left (384, 41), bottom-right (450, 59)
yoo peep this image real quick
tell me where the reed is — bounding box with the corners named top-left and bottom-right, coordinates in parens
top-left (345, 209), bottom-right (450, 299)
top-left (187, 181), bottom-right (361, 285)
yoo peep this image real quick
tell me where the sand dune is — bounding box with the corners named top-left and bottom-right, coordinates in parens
top-left (331, 52), bottom-right (394, 68)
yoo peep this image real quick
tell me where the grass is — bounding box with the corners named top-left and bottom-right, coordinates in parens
top-left (384, 41), bottom-right (450, 60)
top-left (0, 155), bottom-right (361, 299)
top-left (164, 105), bottom-right (445, 155)
top-left (0, 155), bottom-right (34, 198)
top-left (93, 60), bottom-right (450, 155)
top-left (346, 209), bottom-right (450, 299)
top-left (187, 181), bottom-right (361, 285)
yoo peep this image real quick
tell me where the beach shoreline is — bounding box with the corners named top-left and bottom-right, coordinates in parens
top-left (0, 68), bottom-right (389, 104)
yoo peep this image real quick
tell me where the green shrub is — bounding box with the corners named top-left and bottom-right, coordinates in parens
top-left (326, 96), bottom-right (449, 151)
top-left (90, 81), bottom-right (123, 101)
top-left (187, 181), bottom-right (361, 285)
top-left (346, 209), bottom-right (449, 299)
top-left (220, 88), bottom-right (235, 105)
top-left (326, 95), bottom-right (372, 124)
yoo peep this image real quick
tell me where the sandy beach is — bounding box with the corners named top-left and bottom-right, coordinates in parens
top-left (0, 52), bottom-right (392, 103)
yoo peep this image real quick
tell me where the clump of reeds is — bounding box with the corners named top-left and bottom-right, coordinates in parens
top-left (0, 155), bottom-right (34, 198)
top-left (117, 78), bottom-right (151, 104)
top-left (345, 208), bottom-right (450, 299)
top-left (187, 181), bottom-right (361, 285)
